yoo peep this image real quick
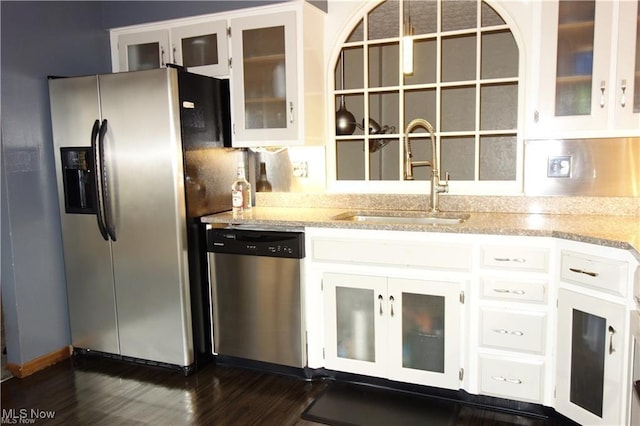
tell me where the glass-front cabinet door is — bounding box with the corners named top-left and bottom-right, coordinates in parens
top-left (117, 30), bottom-right (170, 72)
top-left (230, 12), bottom-right (298, 145)
top-left (323, 273), bottom-right (461, 389)
top-left (556, 288), bottom-right (626, 426)
top-left (323, 273), bottom-right (387, 377)
top-left (535, 0), bottom-right (640, 136)
top-left (387, 278), bottom-right (461, 390)
top-left (170, 21), bottom-right (229, 77)
top-left (613, 0), bottom-right (640, 129)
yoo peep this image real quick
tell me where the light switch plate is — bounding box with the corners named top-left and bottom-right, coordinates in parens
top-left (547, 156), bottom-right (572, 178)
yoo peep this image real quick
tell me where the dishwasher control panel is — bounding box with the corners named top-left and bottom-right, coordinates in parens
top-left (207, 229), bottom-right (305, 259)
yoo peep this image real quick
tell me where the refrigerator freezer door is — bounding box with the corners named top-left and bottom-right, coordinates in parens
top-left (49, 76), bottom-right (120, 354)
top-left (98, 69), bottom-right (193, 366)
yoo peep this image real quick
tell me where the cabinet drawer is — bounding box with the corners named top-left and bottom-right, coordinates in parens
top-left (479, 356), bottom-right (544, 403)
top-left (560, 251), bottom-right (629, 296)
top-left (480, 277), bottom-right (547, 304)
top-left (312, 238), bottom-right (472, 271)
top-left (480, 309), bottom-right (546, 354)
top-left (480, 246), bottom-right (549, 272)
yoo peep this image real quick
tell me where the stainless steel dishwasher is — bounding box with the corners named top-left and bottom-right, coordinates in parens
top-left (207, 228), bottom-right (305, 368)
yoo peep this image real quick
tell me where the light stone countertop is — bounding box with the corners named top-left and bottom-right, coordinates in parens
top-left (201, 206), bottom-right (640, 258)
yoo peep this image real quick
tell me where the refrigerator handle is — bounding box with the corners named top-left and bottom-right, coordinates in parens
top-left (91, 119), bottom-right (109, 241)
top-left (98, 119), bottom-right (117, 242)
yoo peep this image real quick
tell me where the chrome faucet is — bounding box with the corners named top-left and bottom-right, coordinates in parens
top-left (404, 118), bottom-right (449, 213)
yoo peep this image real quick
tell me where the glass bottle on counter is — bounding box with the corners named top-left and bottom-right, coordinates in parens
top-left (232, 163), bottom-right (252, 214)
top-left (256, 162), bottom-right (272, 192)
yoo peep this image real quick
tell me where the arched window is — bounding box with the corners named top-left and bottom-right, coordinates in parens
top-left (332, 0), bottom-right (521, 195)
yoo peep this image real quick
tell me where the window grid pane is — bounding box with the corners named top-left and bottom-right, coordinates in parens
top-left (334, 0), bottom-right (519, 185)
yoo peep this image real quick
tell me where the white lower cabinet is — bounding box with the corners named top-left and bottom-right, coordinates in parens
top-left (479, 355), bottom-right (544, 403)
top-left (556, 288), bottom-right (627, 426)
top-left (472, 239), bottom-right (553, 405)
top-left (323, 272), bottom-right (462, 390)
top-left (305, 228), bottom-right (640, 425)
top-left (480, 308), bottom-right (546, 355)
top-left (474, 305), bottom-right (549, 404)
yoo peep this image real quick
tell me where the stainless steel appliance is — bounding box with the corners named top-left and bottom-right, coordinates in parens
top-left (49, 67), bottom-right (237, 373)
top-left (207, 228), bottom-right (305, 369)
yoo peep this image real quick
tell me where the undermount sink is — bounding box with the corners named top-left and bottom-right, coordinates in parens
top-left (332, 211), bottom-right (470, 225)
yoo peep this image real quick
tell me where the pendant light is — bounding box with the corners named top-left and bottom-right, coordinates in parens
top-left (403, 2), bottom-right (414, 75)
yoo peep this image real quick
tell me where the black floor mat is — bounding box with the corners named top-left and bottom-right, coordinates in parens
top-left (302, 381), bottom-right (460, 426)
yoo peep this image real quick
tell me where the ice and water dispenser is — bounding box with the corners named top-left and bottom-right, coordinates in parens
top-left (60, 147), bottom-right (96, 214)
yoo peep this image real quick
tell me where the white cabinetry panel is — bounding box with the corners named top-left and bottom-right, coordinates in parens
top-left (479, 355), bottom-right (544, 403)
top-left (480, 308), bottom-right (546, 354)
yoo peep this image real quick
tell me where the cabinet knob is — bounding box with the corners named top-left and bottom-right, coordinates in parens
top-left (620, 79), bottom-right (627, 108)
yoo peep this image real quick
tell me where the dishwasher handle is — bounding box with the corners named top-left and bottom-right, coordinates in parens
top-left (207, 229), bottom-right (305, 259)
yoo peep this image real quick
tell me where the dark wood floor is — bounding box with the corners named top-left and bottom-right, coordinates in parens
top-left (1, 355), bottom-right (572, 425)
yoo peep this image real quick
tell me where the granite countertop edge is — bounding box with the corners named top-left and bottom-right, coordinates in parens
top-left (202, 207), bottom-right (640, 260)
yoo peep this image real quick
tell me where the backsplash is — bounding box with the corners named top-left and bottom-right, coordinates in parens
top-left (247, 138), bottom-right (640, 216)
top-left (256, 192), bottom-right (640, 216)
top-left (524, 138), bottom-right (640, 197)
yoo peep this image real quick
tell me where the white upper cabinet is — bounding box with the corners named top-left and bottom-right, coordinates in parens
top-left (613, 0), bottom-right (640, 130)
top-left (169, 20), bottom-right (229, 76)
top-left (531, 0), bottom-right (640, 138)
top-left (229, 11), bottom-right (298, 145)
top-left (116, 29), bottom-right (171, 72)
top-left (112, 18), bottom-right (229, 77)
top-left (229, 3), bottom-right (325, 147)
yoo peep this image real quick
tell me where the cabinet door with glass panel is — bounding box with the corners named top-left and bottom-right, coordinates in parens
top-left (535, 0), bottom-right (640, 136)
top-left (323, 273), bottom-right (462, 389)
top-left (556, 289), bottom-right (627, 426)
top-left (229, 12), bottom-right (298, 145)
top-left (613, 0), bottom-right (640, 130)
top-left (170, 20), bottom-right (229, 77)
top-left (117, 30), bottom-right (171, 72)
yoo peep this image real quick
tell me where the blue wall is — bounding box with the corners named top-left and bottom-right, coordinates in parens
top-left (1, 0), bottom-right (326, 367)
top-left (101, 1), bottom-right (288, 28)
top-left (1, 1), bottom-right (112, 364)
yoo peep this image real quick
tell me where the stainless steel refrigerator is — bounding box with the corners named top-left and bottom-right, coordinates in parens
top-left (48, 67), bottom-right (236, 373)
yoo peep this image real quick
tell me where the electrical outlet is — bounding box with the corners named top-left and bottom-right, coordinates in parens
top-left (292, 161), bottom-right (308, 178)
top-left (547, 156), bottom-right (572, 178)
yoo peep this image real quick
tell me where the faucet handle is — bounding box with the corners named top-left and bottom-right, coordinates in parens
top-left (443, 171), bottom-right (450, 193)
